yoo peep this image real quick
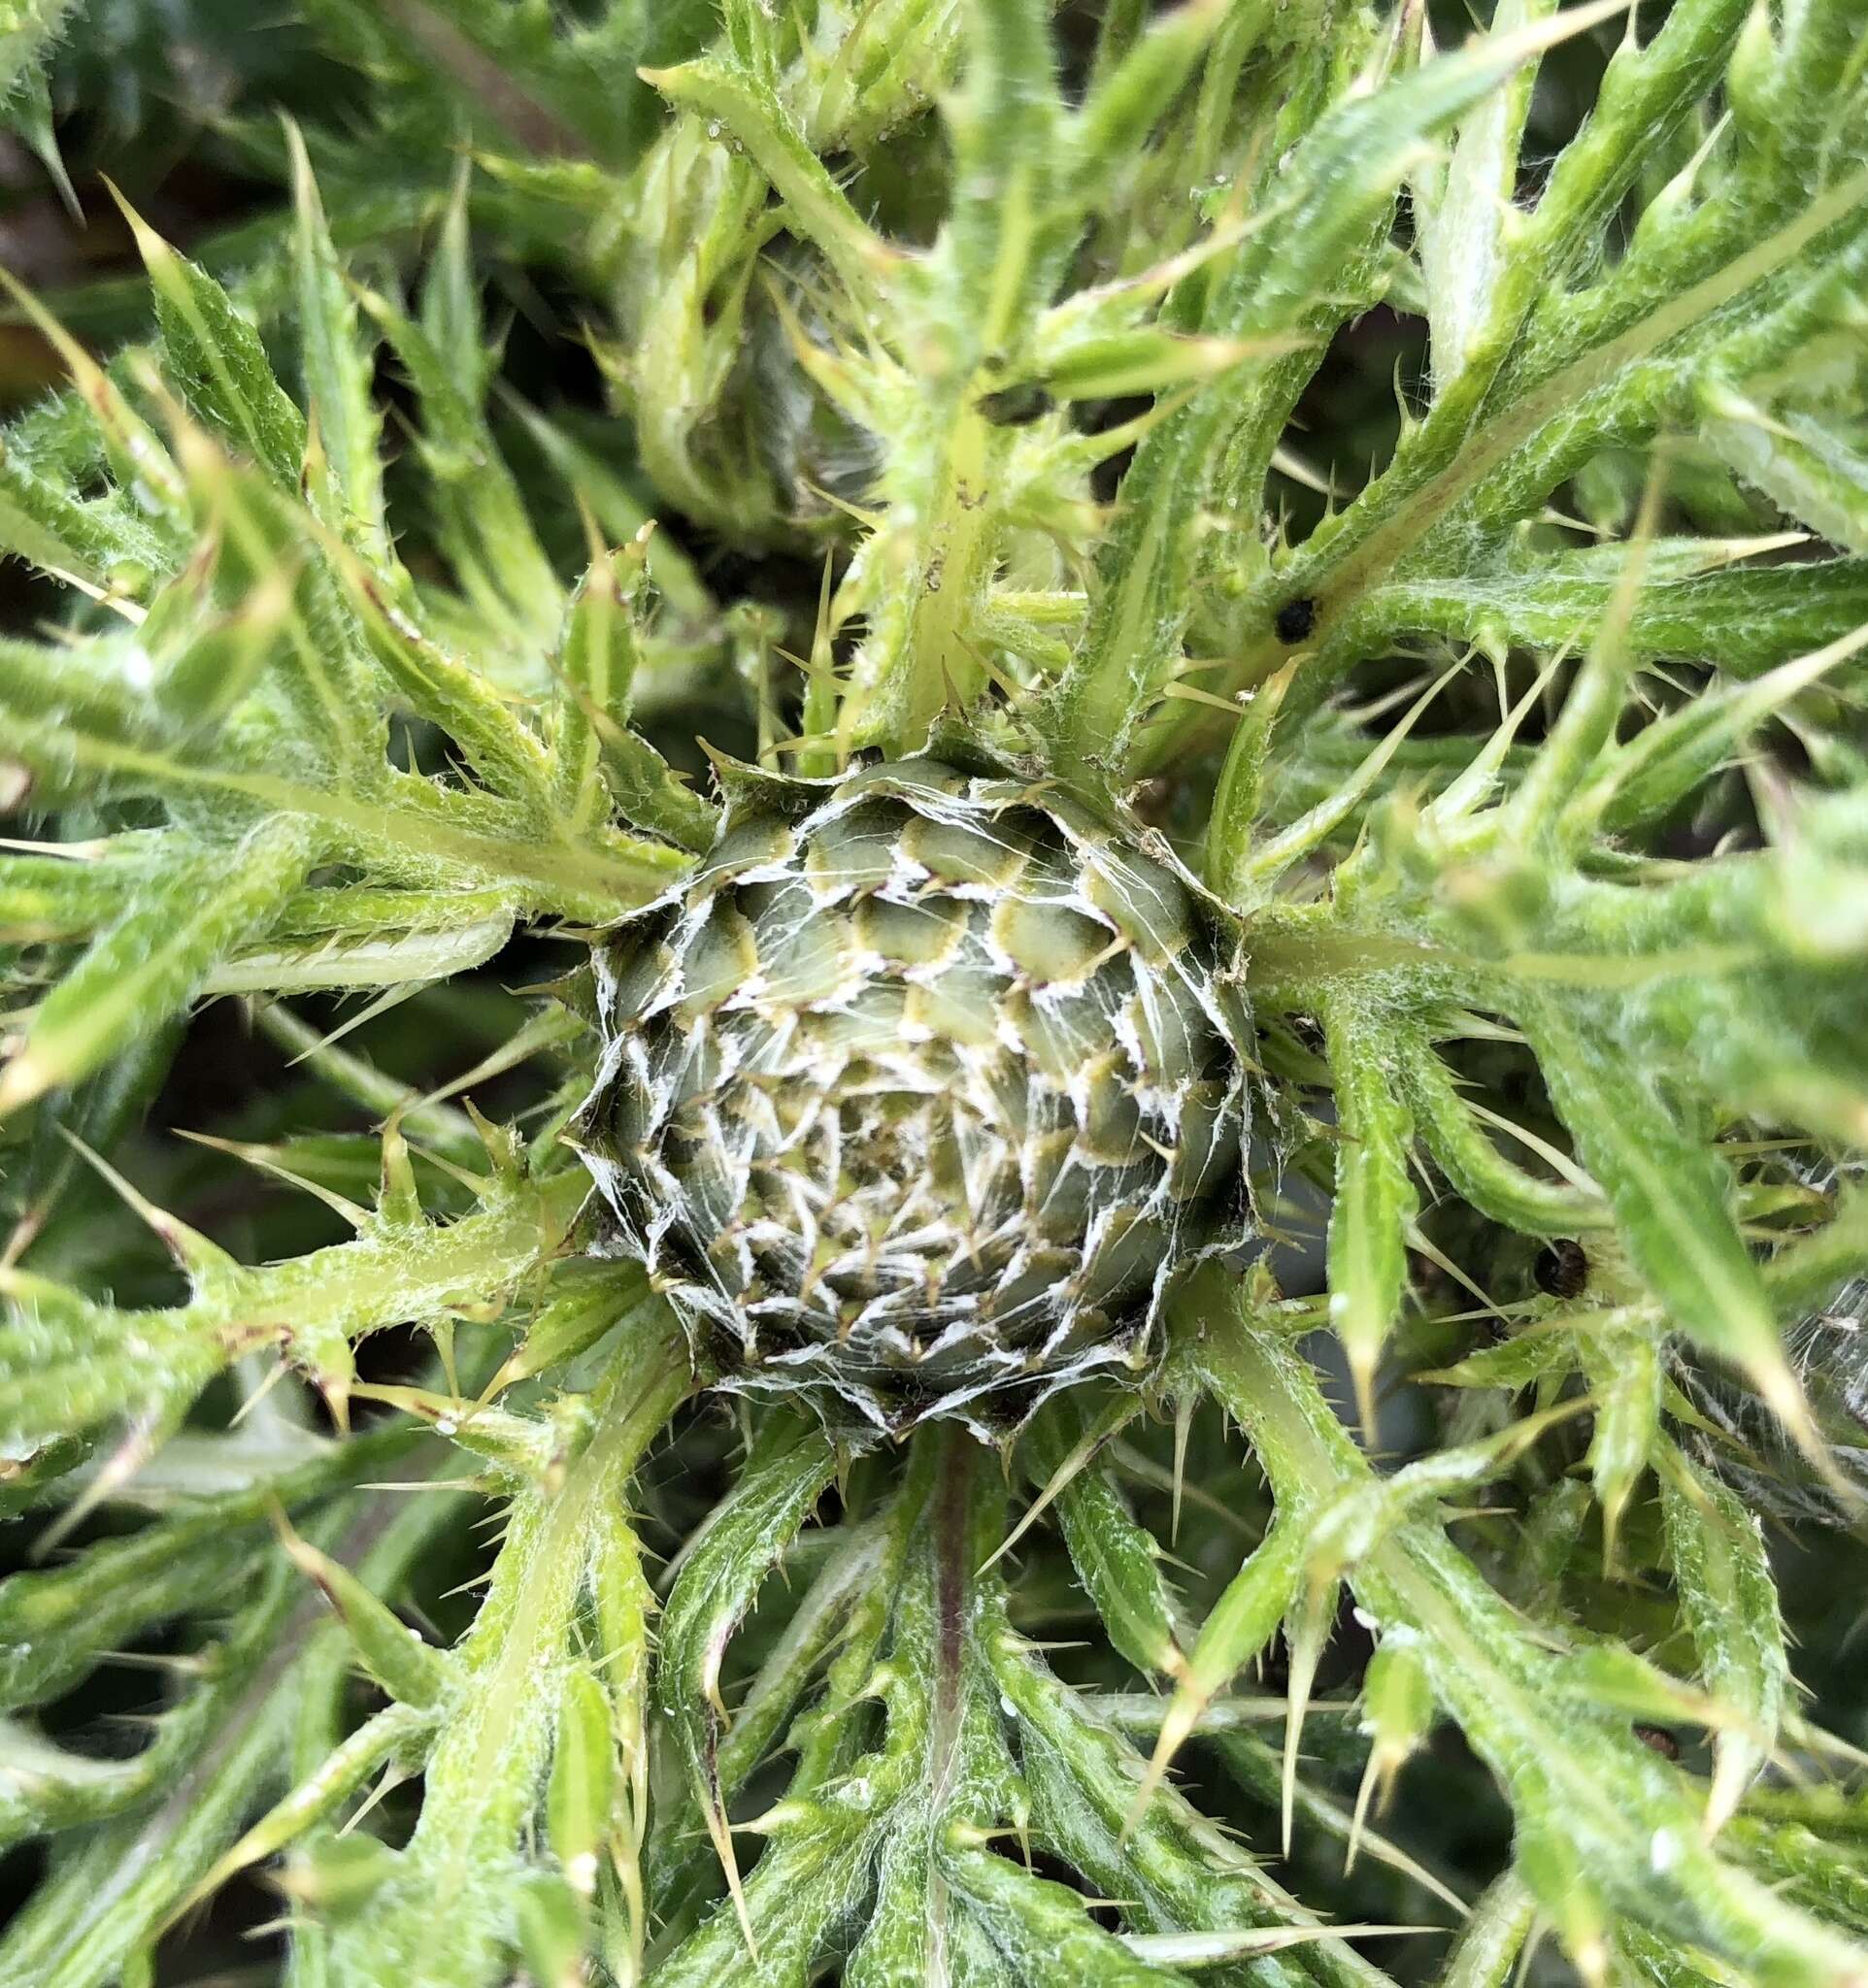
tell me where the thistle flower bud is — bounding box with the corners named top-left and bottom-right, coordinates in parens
top-left (580, 757), bottom-right (1256, 1434)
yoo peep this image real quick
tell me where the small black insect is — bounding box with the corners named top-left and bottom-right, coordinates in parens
top-left (1274, 597), bottom-right (1317, 643)
top-left (976, 382), bottom-right (1053, 427)
top-left (1632, 1724), bottom-right (1682, 1761)
top-left (1533, 1239), bottom-right (1589, 1299)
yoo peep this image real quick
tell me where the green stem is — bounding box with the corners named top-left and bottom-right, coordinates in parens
top-left (336, 1314), bottom-right (692, 1983)
top-left (919, 1422), bottom-right (978, 1980)
top-left (852, 402), bottom-right (1000, 752)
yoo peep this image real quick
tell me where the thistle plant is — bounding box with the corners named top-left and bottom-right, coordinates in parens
top-left (2, 1), bottom-right (1868, 1985)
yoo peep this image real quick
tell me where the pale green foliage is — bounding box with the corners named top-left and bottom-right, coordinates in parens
top-left (2, 1), bottom-right (1868, 1985)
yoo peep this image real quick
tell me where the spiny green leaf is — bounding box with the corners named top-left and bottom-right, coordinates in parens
top-left (655, 1413), bottom-right (839, 1938)
top-left (114, 195), bottom-right (309, 494)
top-left (1320, 990), bottom-right (1418, 1432)
top-left (0, 812), bottom-right (319, 1116)
top-left (288, 119), bottom-right (387, 557)
top-left (1520, 991), bottom-right (1817, 1447)
top-left (1658, 1444), bottom-right (1791, 1835)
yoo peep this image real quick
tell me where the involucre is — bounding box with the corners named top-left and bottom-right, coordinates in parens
top-left (580, 756), bottom-right (1255, 1433)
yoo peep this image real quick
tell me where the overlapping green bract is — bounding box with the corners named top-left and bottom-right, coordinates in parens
top-left (0, 1), bottom-right (1866, 1984)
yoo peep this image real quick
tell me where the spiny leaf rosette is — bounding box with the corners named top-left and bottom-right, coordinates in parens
top-left (3, 2), bottom-right (1868, 1987)
top-left (581, 757), bottom-right (1255, 1434)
